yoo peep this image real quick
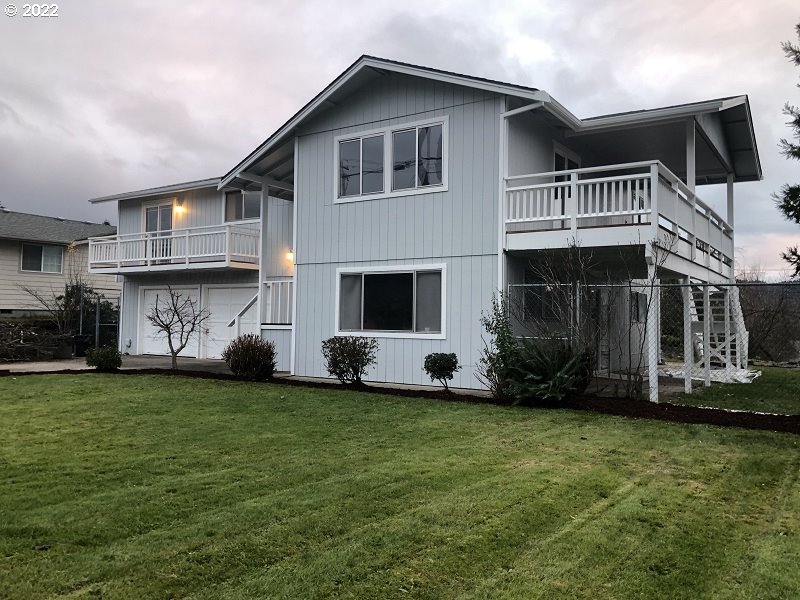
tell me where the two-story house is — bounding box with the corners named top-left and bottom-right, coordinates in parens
top-left (88, 56), bottom-right (761, 396)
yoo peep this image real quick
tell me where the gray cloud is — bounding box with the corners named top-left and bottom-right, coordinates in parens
top-left (0, 0), bottom-right (797, 272)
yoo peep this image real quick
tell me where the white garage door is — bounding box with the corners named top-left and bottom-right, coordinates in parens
top-left (140, 287), bottom-right (201, 357)
top-left (205, 286), bottom-right (259, 359)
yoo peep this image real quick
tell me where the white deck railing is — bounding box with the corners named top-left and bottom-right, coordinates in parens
top-left (505, 161), bottom-right (734, 275)
top-left (88, 223), bottom-right (259, 271)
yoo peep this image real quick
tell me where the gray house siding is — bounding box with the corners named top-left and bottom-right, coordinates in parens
top-left (261, 197), bottom-right (294, 279)
top-left (117, 187), bottom-right (261, 235)
top-left (292, 73), bottom-right (501, 389)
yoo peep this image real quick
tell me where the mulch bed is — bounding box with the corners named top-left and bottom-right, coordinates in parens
top-left (2, 367), bottom-right (798, 435)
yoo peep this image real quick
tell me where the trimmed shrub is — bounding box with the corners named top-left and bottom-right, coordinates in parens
top-left (476, 294), bottom-right (520, 402)
top-left (222, 334), bottom-right (277, 381)
top-left (85, 346), bottom-right (122, 372)
top-left (321, 336), bottom-right (378, 385)
top-left (423, 352), bottom-right (460, 391)
top-left (508, 339), bottom-right (591, 404)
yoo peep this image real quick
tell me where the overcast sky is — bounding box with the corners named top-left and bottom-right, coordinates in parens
top-left (0, 0), bottom-right (798, 275)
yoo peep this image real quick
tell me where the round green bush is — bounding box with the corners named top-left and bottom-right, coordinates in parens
top-left (222, 334), bottom-right (277, 381)
top-left (85, 346), bottom-right (122, 372)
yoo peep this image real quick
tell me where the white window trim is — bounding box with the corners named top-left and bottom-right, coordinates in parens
top-left (223, 189), bottom-right (261, 223)
top-left (333, 115), bottom-right (449, 204)
top-left (141, 197), bottom-right (176, 233)
top-left (20, 243), bottom-right (64, 274)
top-left (334, 263), bottom-right (447, 339)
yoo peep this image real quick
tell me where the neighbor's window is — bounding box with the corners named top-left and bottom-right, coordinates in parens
top-left (339, 269), bottom-right (442, 333)
top-left (392, 124), bottom-right (443, 191)
top-left (338, 134), bottom-right (384, 198)
top-left (21, 243), bottom-right (63, 273)
top-left (225, 190), bottom-right (260, 221)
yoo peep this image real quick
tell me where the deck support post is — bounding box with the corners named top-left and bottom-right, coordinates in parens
top-left (682, 278), bottom-right (693, 393)
top-left (686, 119), bottom-right (696, 193)
top-left (646, 264), bottom-right (660, 403)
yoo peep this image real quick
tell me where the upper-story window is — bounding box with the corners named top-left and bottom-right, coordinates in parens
top-left (392, 124), bottom-right (443, 191)
top-left (225, 190), bottom-right (260, 221)
top-left (335, 117), bottom-right (448, 202)
top-left (21, 243), bottom-right (63, 273)
top-left (339, 134), bottom-right (384, 197)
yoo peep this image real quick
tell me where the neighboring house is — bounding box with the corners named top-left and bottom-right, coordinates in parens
top-left (88, 56), bottom-right (761, 395)
top-left (0, 209), bottom-right (120, 316)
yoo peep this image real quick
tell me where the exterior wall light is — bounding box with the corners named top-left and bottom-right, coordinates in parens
top-left (286, 249), bottom-right (294, 263)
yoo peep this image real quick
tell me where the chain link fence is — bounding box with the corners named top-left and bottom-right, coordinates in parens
top-left (507, 281), bottom-right (800, 414)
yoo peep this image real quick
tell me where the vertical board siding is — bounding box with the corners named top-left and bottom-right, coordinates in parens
top-left (293, 73), bottom-right (501, 389)
top-left (261, 197), bottom-right (294, 279)
top-left (117, 186), bottom-right (225, 235)
top-left (260, 328), bottom-right (291, 372)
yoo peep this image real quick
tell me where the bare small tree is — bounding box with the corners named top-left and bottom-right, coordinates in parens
top-left (145, 288), bottom-right (210, 369)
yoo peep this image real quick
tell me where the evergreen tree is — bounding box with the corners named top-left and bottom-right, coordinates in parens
top-left (776, 22), bottom-right (800, 277)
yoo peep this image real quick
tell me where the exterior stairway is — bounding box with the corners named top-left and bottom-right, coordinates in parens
top-left (689, 285), bottom-right (749, 380)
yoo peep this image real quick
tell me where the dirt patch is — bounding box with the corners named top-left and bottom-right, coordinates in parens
top-left (3, 368), bottom-right (799, 435)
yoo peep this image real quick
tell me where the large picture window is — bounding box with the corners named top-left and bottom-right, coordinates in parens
top-left (338, 268), bottom-right (443, 335)
top-left (339, 134), bottom-right (384, 197)
top-left (21, 243), bottom-right (63, 273)
top-left (225, 190), bottom-right (260, 221)
top-left (334, 118), bottom-right (447, 202)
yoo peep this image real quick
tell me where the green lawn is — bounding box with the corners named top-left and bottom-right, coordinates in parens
top-left (1, 375), bottom-right (799, 599)
top-left (670, 366), bottom-right (800, 415)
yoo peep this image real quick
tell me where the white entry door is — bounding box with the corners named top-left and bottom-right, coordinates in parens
top-left (140, 287), bottom-right (201, 357)
top-left (204, 286), bottom-right (259, 359)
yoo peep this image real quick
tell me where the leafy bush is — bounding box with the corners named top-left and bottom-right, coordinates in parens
top-left (508, 339), bottom-right (591, 404)
top-left (423, 352), bottom-right (460, 391)
top-left (476, 294), bottom-right (520, 402)
top-left (222, 334), bottom-right (277, 381)
top-left (321, 336), bottom-right (378, 385)
top-left (85, 346), bottom-right (122, 372)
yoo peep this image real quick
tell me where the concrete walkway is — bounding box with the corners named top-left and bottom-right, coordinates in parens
top-left (0, 355), bottom-right (233, 375)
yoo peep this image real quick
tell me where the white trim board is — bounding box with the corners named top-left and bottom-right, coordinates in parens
top-left (334, 262), bottom-right (447, 340)
top-left (332, 115), bottom-right (449, 204)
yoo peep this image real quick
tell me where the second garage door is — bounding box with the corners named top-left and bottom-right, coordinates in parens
top-left (204, 286), bottom-right (259, 359)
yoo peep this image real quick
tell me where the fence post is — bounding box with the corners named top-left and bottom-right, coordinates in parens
top-left (724, 288), bottom-right (732, 373)
top-left (95, 295), bottom-right (101, 349)
top-left (646, 268), bottom-right (659, 403)
top-left (682, 279), bottom-right (692, 393)
top-left (79, 287), bottom-right (84, 336)
top-left (703, 285), bottom-right (711, 387)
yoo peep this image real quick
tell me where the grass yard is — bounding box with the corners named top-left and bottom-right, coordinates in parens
top-left (1, 375), bottom-right (799, 599)
top-left (670, 366), bottom-right (800, 415)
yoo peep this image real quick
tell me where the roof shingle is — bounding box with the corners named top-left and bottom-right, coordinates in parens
top-left (0, 209), bottom-right (116, 244)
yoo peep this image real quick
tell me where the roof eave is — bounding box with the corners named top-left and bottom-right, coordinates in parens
top-left (89, 178), bottom-right (221, 204)
top-left (219, 55), bottom-right (553, 190)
